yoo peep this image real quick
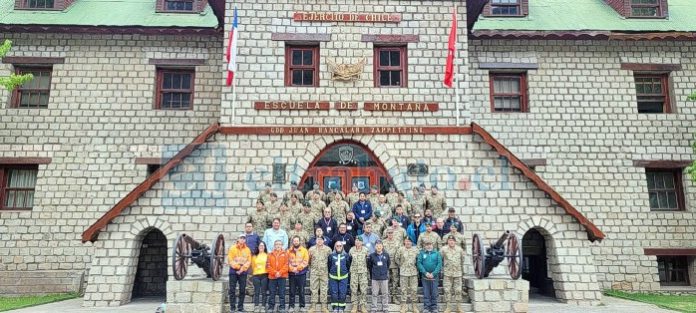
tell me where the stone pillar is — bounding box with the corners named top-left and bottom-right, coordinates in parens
top-left (166, 278), bottom-right (228, 313)
top-left (466, 277), bottom-right (529, 313)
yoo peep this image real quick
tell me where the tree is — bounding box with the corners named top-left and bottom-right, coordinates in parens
top-left (0, 39), bottom-right (33, 90)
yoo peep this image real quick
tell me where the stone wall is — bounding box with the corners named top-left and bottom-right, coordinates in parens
top-left (0, 32), bottom-right (222, 295)
top-left (82, 132), bottom-right (601, 306)
top-left (468, 39), bottom-right (696, 291)
top-left (466, 277), bottom-right (529, 313)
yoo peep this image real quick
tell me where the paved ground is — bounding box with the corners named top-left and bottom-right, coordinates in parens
top-left (7, 295), bottom-right (677, 312)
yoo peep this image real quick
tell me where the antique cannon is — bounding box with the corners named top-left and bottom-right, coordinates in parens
top-left (172, 233), bottom-right (226, 281)
top-left (471, 231), bottom-right (523, 280)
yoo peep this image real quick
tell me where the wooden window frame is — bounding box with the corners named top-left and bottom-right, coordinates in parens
top-left (154, 68), bottom-right (195, 110)
top-left (15, 0), bottom-right (60, 10)
top-left (634, 73), bottom-right (671, 113)
top-left (489, 0), bottom-right (523, 16)
top-left (10, 66), bottom-right (53, 109)
top-left (630, 0), bottom-right (663, 18)
top-left (284, 45), bottom-right (320, 87)
top-left (373, 46), bottom-right (408, 88)
top-left (645, 168), bottom-right (685, 211)
top-left (489, 72), bottom-right (528, 113)
top-left (160, 0), bottom-right (196, 12)
top-left (657, 256), bottom-right (690, 286)
top-left (0, 165), bottom-right (39, 211)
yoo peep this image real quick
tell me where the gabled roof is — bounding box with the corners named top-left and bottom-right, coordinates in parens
top-left (471, 0), bottom-right (696, 39)
top-left (82, 123), bottom-right (605, 243)
top-left (81, 122), bottom-right (219, 243)
top-left (0, 0), bottom-right (219, 29)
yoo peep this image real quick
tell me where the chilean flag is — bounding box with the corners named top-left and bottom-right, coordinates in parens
top-left (226, 7), bottom-right (239, 87)
top-left (443, 4), bottom-right (457, 88)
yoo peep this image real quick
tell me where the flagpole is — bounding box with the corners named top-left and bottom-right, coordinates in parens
top-left (231, 73), bottom-right (237, 125)
top-left (453, 2), bottom-right (460, 127)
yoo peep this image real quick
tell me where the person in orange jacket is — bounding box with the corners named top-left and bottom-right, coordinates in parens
top-left (287, 236), bottom-right (309, 312)
top-left (228, 233), bottom-right (252, 313)
top-left (267, 239), bottom-right (290, 313)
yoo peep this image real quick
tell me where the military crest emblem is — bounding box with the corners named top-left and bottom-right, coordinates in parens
top-left (338, 145), bottom-right (354, 165)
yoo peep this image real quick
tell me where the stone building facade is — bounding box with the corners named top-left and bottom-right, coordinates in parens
top-left (0, 0), bottom-right (695, 309)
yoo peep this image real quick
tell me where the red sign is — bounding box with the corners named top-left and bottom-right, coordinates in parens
top-left (219, 126), bottom-right (473, 135)
top-left (254, 101), bottom-right (330, 110)
top-left (364, 102), bottom-right (439, 112)
top-left (293, 12), bottom-right (401, 23)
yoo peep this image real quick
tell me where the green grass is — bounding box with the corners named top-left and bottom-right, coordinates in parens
top-left (604, 289), bottom-right (696, 313)
top-left (0, 292), bottom-right (79, 312)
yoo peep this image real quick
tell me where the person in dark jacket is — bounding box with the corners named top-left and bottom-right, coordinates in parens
top-left (307, 227), bottom-right (332, 249)
top-left (443, 207), bottom-right (463, 234)
top-left (351, 193), bottom-right (372, 233)
top-left (406, 213), bottom-right (427, 245)
top-left (317, 208), bottom-right (339, 239)
top-left (392, 205), bottom-right (410, 229)
top-left (243, 222), bottom-right (262, 255)
top-left (345, 212), bottom-right (360, 237)
top-left (331, 223), bottom-right (355, 252)
top-left (367, 241), bottom-right (390, 313)
top-left (328, 241), bottom-right (351, 313)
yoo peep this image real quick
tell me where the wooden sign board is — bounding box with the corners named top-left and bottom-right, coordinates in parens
top-left (254, 101), bottom-right (330, 110)
top-left (364, 102), bottom-right (439, 112)
top-left (220, 126), bottom-right (473, 135)
top-left (293, 12), bottom-right (401, 23)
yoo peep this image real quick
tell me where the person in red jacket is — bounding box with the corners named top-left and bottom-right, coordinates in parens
top-left (267, 240), bottom-right (290, 313)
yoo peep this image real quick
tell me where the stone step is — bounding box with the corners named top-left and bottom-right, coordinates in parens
top-left (224, 303), bottom-right (474, 313)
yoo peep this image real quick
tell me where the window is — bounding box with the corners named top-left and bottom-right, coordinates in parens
top-left (489, 73), bottom-right (528, 112)
top-left (646, 168), bottom-right (684, 211)
top-left (635, 74), bottom-right (670, 113)
top-left (374, 46), bottom-right (407, 88)
top-left (155, 68), bottom-right (194, 110)
top-left (11, 67), bottom-right (52, 108)
top-left (0, 166), bottom-right (38, 210)
top-left (490, 0), bottom-right (521, 15)
top-left (284, 45), bottom-right (319, 87)
top-left (147, 164), bottom-right (161, 177)
top-left (164, 0), bottom-right (193, 11)
top-left (657, 256), bottom-right (690, 286)
top-left (631, 0), bottom-right (662, 17)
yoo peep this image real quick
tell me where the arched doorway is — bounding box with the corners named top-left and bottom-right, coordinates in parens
top-left (299, 140), bottom-right (393, 195)
top-left (522, 228), bottom-right (555, 298)
top-left (132, 228), bottom-right (167, 299)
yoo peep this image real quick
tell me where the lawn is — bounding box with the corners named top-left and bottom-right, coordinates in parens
top-left (605, 289), bottom-right (696, 313)
top-left (0, 293), bottom-right (79, 312)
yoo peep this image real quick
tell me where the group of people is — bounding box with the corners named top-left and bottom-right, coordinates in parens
top-left (229, 182), bottom-right (468, 313)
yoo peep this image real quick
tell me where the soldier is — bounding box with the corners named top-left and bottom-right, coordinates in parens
top-left (417, 222), bottom-right (442, 250)
top-left (266, 193), bottom-right (281, 215)
top-left (383, 218), bottom-right (407, 244)
top-left (425, 185), bottom-right (446, 218)
top-left (328, 193), bottom-right (350, 223)
top-left (328, 241), bottom-right (351, 313)
top-left (368, 211), bottom-right (387, 240)
top-left (346, 184), bottom-right (360, 208)
top-left (367, 185), bottom-right (380, 205)
top-left (287, 194), bottom-right (304, 215)
top-left (306, 183), bottom-right (326, 203)
top-left (410, 186), bottom-right (426, 216)
top-left (395, 192), bottom-right (413, 217)
top-left (308, 236), bottom-right (332, 313)
top-left (381, 228), bottom-right (401, 304)
top-left (385, 186), bottom-right (399, 208)
top-left (275, 203), bottom-right (294, 231)
top-left (442, 223), bottom-right (466, 251)
top-left (396, 238), bottom-right (419, 313)
top-left (288, 221), bottom-right (310, 248)
top-left (310, 192), bottom-right (328, 217)
top-left (294, 204), bottom-right (318, 233)
top-left (348, 237), bottom-right (369, 313)
top-left (440, 235), bottom-right (466, 313)
top-left (249, 200), bottom-right (270, 235)
top-left (373, 195), bottom-right (392, 221)
top-left (283, 181), bottom-right (304, 205)
top-left (258, 182), bottom-right (273, 206)
top-left (325, 187), bottom-right (345, 205)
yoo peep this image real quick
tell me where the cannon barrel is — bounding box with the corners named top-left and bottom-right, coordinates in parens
top-left (182, 234), bottom-right (203, 250)
top-left (493, 230), bottom-right (511, 249)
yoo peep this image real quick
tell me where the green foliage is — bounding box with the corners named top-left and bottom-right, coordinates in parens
top-left (688, 91), bottom-right (696, 101)
top-left (689, 139), bottom-right (696, 183)
top-left (604, 289), bottom-right (696, 313)
top-left (0, 292), bottom-right (79, 312)
top-left (0, 39), bottom-right (33, 91)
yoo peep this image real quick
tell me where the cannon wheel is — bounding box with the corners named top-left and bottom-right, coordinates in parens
top-left (210, 234), bottom-right (226, 281)
top-left (505, 232), bottom-right (523, 280)
top-left (472, 233), bottom-right (485, 279)
top-left (172, 233), bottom-right (190, 280)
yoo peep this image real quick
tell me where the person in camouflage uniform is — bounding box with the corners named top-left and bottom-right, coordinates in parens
top-left (425, 185), bottom-right (446, 218)
top-left (288, 221), bottom-right (310, 248)
top-left (306, 184), bottom-right (326, 204)
top-left (373, 195), bottom-right (392, 221)
top-left (346, 185), bottom-right (360, 208)
top-left (275, 203), bottom-right (294, 231)
top-left (266, 192), bottom-right (281, 215)
top-left (410, 186), bottom-right (426, 217)
top-left (396, 237), bottom-right (419, 313)
top-left (383, 218), bottom-right (407, 243)
top-left (368, 185), bottom-right (380, 206)
top-left (258, 182), bottom-right (273, 206)
top-left (440, 235), bottom-right (466, 313)
top-left (308, 236), bottom-right (332, 313)
top-left (348, 236), bottom-right (369, 313)
top-left (417, 222), bottom-right (442, 250)
top-left (441, 222), bottom-right (466, 251)
top-left (248, 200), bottom-right (270, 235)
top-left (368, 211), bottom-right (387, 239)
top-left (395, 192), bottom-right (413, 217)
top-left (310, 192), bottom-right (327, 217)
top-left (287, 194), bottom-right (304, 215)
top-left (381, 228), bottom-right (401, 304)
top-left (328, 193), bottom-right (350, 223)
top-left (295, 204), bottom-right (318, 234)
top-left (283, 181), bottom-right (305, 205)
top-left (385, 186), bottom-right (399, 208)
top-left (325, 187), bottom-right (345, 205)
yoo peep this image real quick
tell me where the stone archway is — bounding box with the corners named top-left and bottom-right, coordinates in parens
top-left (132, 228), bottom-right (167, 299)
top-left (522, 228), bottom-right (555, 298)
